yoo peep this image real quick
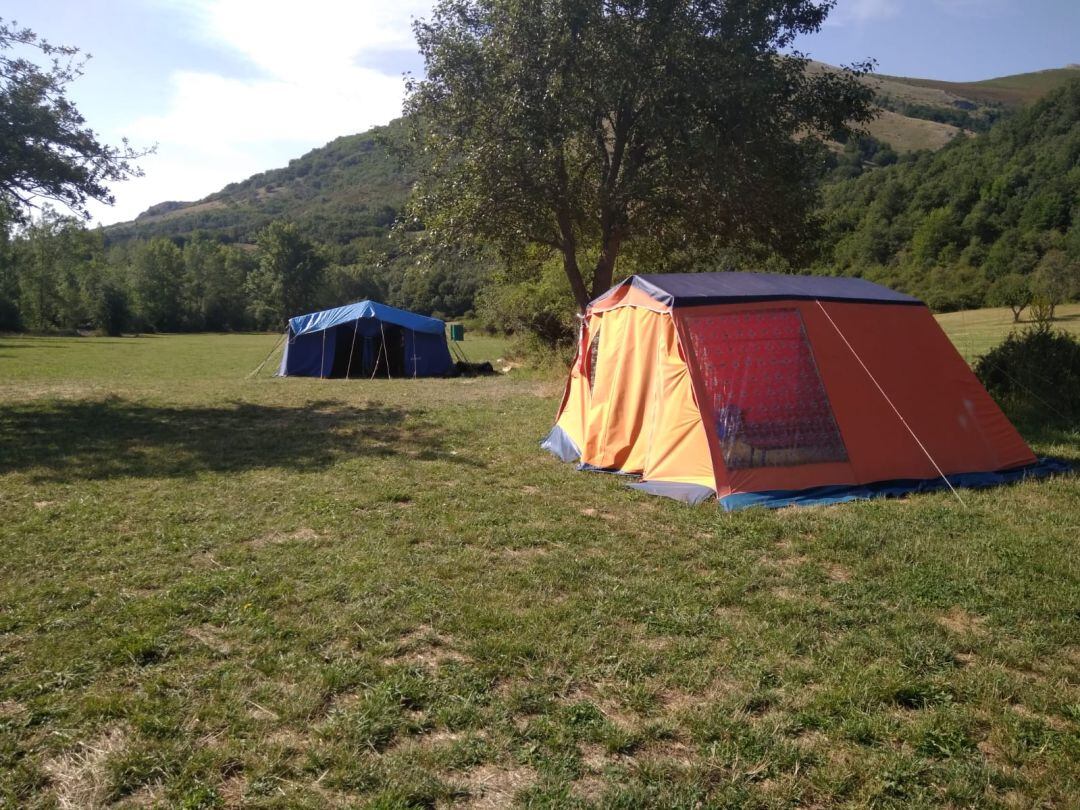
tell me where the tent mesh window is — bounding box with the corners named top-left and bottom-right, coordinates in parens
top-left (681, 308), bottom-right (848, 469)
top-left (587, 324), bottom-right (602, 394)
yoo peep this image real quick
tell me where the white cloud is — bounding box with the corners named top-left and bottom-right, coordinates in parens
top-left (825, 0), bottom-right (901, 26)
top-left (92, 0), bottom-right (432, 225)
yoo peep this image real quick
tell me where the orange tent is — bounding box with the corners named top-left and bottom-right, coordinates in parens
top-left (543, 273), bottom-right (1060, 509)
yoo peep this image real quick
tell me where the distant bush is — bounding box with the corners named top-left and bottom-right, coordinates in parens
top-left (975, 325), bottom-right (1080, 427)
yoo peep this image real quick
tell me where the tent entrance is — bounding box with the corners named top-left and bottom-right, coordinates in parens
top-left (328, 321), bottom-right (407, 378)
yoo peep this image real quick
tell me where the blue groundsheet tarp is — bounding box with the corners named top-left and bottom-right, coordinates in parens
top-left (278, 300), bottom-right (453, 378)
top-left (714, 458), bottom-right (1070, 510)
top-left (541, 420), bottom-right (1071, 509)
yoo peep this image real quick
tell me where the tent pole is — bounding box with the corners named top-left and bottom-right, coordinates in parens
top-left (345, 319), bottom-right (360, 380)
top-left (320, 329), bottom-right (327, 379)
top-left (380, 321), bottom-right (392, 379)
top-left (369, 344), bottom-right (381, 379)
top-left (814, 300), bottom-right (966, 507)
top-left (370, 321), bottom-right (387, 380)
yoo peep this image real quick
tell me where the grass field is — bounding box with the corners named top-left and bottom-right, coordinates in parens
top-left (936, 303), bottom-right (1080, 363)
top-left (0, 313), bottom-right (1077, 808)
top-left (863, 110), bottom-right (962, 154)
top-left (888, 67), bottom-right (1080, 108)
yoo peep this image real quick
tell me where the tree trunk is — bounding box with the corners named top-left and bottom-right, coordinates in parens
top-left (561, 248), bottom-right (590, 313)
top-left (555, 197), bottom-right (590, 312)
top-left (590, 228), bottom-right (623, 301)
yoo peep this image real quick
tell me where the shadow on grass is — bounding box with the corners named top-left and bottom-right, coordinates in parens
top-left (0, 341), bottom-right (73, 350)
top-left (0, 397), bottom-right (482, 482)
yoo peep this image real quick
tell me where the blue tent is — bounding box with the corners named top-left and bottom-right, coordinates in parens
top-left (277, 300), bottom-right (454, 378)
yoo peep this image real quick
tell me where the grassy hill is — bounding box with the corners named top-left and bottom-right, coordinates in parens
top-left (103, 64), bottom-right (1080, 249)
top-left (886, 65), bottom-right (1080, 107)
top-left (104, 122), bottom-right (414, 247)
top-left (862, 108), bottom-right (963, 153)
top-left (811, 62), bottom-right (1080, 153)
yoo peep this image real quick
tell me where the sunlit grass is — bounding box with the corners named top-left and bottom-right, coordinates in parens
top-left (0, 319), bottom-right (1076, 808)
top-left (935, 302), bottom-right (1080, 363)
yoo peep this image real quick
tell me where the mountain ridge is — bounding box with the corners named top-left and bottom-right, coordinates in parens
top-left (103, 63), bottom-right (1080, 247)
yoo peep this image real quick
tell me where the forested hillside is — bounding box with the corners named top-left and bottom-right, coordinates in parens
top-left (104, 123), bottom-right (413, 247)
top-left (819, 78), bottom-right (1080, 311)
top-left (101, 63), bottom-right (1080, 249)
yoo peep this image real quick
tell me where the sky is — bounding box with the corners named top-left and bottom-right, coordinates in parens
top-left (6, 0), bottom-right (1078, 226)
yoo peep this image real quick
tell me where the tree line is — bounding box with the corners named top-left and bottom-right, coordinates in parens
top-left (0, 215), bottom-right (488, 334)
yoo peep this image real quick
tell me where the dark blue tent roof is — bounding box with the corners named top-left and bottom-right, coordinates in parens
top-left (603, 273), bottom-right (921, 307)
top-left (288, 300), bottom-right (446, 337)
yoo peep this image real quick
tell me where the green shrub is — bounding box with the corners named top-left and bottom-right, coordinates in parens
top-left (974, 325), bottom-right (1080, 428)
top-left (476, 258), bottom-right (578, 359)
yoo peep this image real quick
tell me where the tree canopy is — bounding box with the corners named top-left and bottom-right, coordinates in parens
top-left (0, 18), bottom-right (146, 228)
top-left (404, 0), bottom-right (875, 310)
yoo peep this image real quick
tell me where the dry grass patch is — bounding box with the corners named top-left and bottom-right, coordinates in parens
top-left (250, 526), bottom-right (321, 549)
top-left (454, 763), bottom-right (537, 808)
top-left (824, 563), bottom-right (852, 583)
top-left (0, 699), bottom-right (26, 719)
top-left (954, 651), bottom-right (978, 667)
top-left (390, 727), bottom-right (468, 755)
top-left (579, 507), bottom-right (617, 520)
top-left (184, 623), bottom-right (233, 655)
top-left (217, 774), bottom-right (247, 807)
top-left (563, 685), bottom-right (640, 731)
top-left (246, 699), bottom-right (280, 722)
top-left (792, 729), bottom-right (829, 753)
top-left (1009, 702), bottom-right (1072, 732)
top-left (639, 634), bottom-right (676, 653)
top-left (113, 781), bottom-right (165, 808)
top-left (499, 545), bottom-right (550, 561)
top-left (937, 607), bottom-right (989, 636)
top-left (263, 726), bottom-right (309, 751)
top-left (767, 585), bottom-right (832, 610)
top-left (658, 678), bottom-right (741, 717)
top-left (570, 773), bottom-right (609, 801)
top-left (44, 726), bottom-right (129, 810)
top-left (633, 737), bottom-right (694, 766)
top-left (188, 550), bottom-right (226, 569)
top-left (383, 625), bottom-right (470, 668)
top-left (579, 742), bottom-right (617, 772)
